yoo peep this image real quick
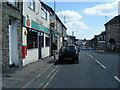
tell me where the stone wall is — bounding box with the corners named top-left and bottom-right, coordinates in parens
top-left (105, 20), bottom-right (120, 51)
top-left (0, 1), bottom-right (2, 72)
top-left (2, 2), bottom-right (22, 70)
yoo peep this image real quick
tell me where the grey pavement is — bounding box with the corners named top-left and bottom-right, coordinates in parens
top-left (2, 55), bottom-right (58, 88)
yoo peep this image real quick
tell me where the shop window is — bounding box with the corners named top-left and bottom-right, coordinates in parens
top-left (41, 6), bottom-right (47, 20)
top-left (45, 34), bottom-right (50, 47)
top-left (28, 0), bottom-right (35, 11)
top-left (27, 29), bottom-right (38, 49)
top-left (41, 33), bottom-right (44, 47)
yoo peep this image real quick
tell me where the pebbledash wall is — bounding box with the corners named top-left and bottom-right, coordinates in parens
top-left (22, 0), bottom-right (50, 66)
top-left (2, 2), bottom-right (22, 70)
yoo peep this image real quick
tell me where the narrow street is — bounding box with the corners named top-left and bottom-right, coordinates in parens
top-left (1, 1), bottom-right (120, 89)
top-left (25, 51), bottom-right (119, 88)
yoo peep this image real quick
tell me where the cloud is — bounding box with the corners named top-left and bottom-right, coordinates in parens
top-left (65, 21), bottom-right (89, 30)
top-left (65, 21), bottom-right (105, 39)
top-left (65, 21), bottom-right (89, 38)
top-left (57, 10), bottom-right (82, 22)
top-left (83, 0), bottom-right (119, 16)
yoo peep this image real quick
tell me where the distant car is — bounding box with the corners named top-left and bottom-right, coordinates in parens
top-left (58, 45), bottom-right (79, 64)
top-left (76, 46), bottom-right (80, 52)
top-left (87, 47), bottom-right (93, 50)
top-left (82, 46), bottom-right (87, 50)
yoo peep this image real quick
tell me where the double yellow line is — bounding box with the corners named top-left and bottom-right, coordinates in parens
top-left (40, 65), bottom-right (62, 88)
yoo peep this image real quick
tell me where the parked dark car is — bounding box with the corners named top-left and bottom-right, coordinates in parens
top-left (58, 45), bottom-right (79, 64)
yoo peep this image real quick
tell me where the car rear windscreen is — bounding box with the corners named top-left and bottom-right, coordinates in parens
top-left (66, 46), bottom-right (75, 51)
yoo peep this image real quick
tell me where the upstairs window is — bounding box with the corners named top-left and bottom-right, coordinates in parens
top-left (28, 0), bottom-right (35, 11)
top-left (8, 0), bottom-right (19, 8)
top-left (41, 6), bottom-right (47, 20)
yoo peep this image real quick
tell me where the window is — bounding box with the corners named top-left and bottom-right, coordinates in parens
top-left (117, 23), bottom-right (120, 28)
top-left (41, 6), bottom-right (47, 20)
top-left (28, 0), bottom-right (35, 11)
top-left (8, 0), bottom-right (19, 8)
top-left (107, 25), bottom-right (111, 30)
top-left (61, 46), bottom-right (66, 52)
top-left (45, 34), bottom-right (50, 47)
top-left (27, 29), bottom-right (38, 49)
top-left (41, 33), bottom-right (44, 47)
top-left (108, 35), bottom-right (110, 39)
top-left (98, 36), bottom-right (103, 41)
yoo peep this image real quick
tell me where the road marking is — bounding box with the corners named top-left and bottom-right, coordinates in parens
top-left (87, 53), bottom-right (106, 69)
top-left (22, 63), bottom-right (53, 88)
top-left (114, 76), bottom-right (120, 83)
top-left (89, 55), bottom-right (94, 59)
top-left (87, 53), bottom-right (89, 55)
top-left (95, 59), bottom-right (106, 69)
top-left (46, 65), bottom-right (59, 78)
top-left (40, 83), bottom-right (44, 86)
top-left (87, 53), bottom-right (93, 59)
top-left (43, 65), bottom-right (62, 88)
top-left (40, 65), bottom-right (60, 87)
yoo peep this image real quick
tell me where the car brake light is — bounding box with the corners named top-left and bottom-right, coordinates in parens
top-left (59, 53), bottom-right (62, 56)
top-left (75, 53), bottom-right (78, 56)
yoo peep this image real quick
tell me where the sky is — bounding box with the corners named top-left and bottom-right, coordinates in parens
top-left (44, 0), bottom-right (119, 40)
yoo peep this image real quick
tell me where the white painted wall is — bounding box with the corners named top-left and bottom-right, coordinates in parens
top-left (22, 27), bottom-right (27, 45)
top-left (41, 47), bottom-right (50, 58)
top-left (23, 0), bottom-right (50, 29)
top-left (23, 0), bottom-right (41, 24)
top-left (22, 1), bottom-right (50, 65)
top-left (23, 48), bottom-right (38, 66)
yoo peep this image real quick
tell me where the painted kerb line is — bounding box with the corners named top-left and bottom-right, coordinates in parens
top-left (43, 65), bottom-right (62, 88)
top-left (40, 65), bottom-right (60, 87)
top-left (23, 63), bottom-right (53, 88)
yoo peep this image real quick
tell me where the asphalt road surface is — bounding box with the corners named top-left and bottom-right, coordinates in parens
top-left (25, 50), bottom-right (119, 88)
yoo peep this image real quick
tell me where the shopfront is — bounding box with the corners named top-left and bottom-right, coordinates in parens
top-left (22, 16), bottom-right (50, 66)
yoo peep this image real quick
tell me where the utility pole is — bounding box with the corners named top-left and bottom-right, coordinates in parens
top-left (62, 16), bottom-right (66, 46)
top-left (105, 16), bottom-right (107, 23)
top-left (72, 31), bottom-right (74, 45)
top-left (64, 16), bottom-right (66, 24)
top-left (72, 31), bottom-right (74, 36)
top-left (54, 0), bottom-right (56, 59)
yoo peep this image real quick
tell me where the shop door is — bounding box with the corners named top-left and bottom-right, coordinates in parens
top-left (38, 35), bottom-right (42, 59)
top-left (9, 20), bottom-right (18, 66)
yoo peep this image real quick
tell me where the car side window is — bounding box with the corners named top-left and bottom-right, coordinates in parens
top-left (61, 46), bottom-right (66, 52)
